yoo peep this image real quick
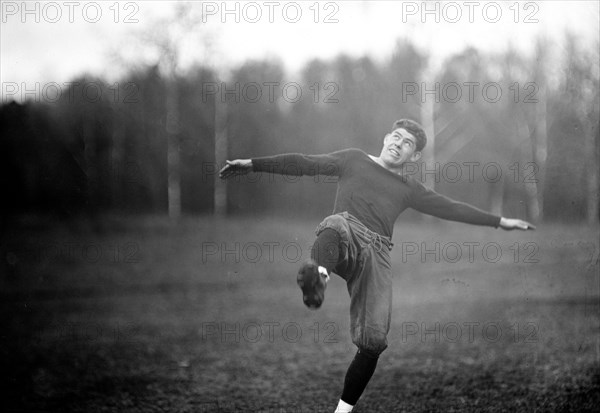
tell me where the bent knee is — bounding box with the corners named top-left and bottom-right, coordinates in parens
top-left (354, 328), bottom-right (388, 357)
top-left (316, 214), bottom-right (349, 239)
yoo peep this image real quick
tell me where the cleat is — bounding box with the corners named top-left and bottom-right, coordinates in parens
top-left (297, 259), bottom-right (328, 309)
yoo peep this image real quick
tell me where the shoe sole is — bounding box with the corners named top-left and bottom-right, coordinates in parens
top-left (297, 262), bottom-right (324, 309)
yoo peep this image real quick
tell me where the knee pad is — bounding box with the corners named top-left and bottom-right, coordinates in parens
top-left (316, 214), bottom-right (348, 237)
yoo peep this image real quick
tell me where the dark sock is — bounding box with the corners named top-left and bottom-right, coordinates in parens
top-left (310, 228), bottom-right (340, 274)
top-left (340, 349), bottom-right (379, 406)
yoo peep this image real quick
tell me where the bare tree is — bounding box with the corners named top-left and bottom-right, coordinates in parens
top-left (213, 84), bottom-right (228, 216)
top-left (528, 38), bottom-right (548, 223)
top-left (117, 3), bottom-right (214, 219)
top-left (419, 64), bottom-right (436, 190)
top-left (561, 33), bottom-right (599, 224)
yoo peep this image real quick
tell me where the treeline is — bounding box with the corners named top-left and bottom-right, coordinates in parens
top-left (1, 38), bottom-right (598, 222)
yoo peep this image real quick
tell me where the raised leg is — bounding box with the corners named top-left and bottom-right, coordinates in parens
top-left (310, 227), bottom-right (341, 274)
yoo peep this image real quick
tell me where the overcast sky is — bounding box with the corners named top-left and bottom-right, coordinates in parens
top-left (1, 1), bottom-right (598, 100)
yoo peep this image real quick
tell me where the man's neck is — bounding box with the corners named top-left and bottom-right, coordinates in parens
top-left (368, 155), bottom-right (404, 175)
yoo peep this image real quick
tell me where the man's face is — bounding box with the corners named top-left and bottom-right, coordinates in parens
top-left (380, 128), bottom-right (422, 168)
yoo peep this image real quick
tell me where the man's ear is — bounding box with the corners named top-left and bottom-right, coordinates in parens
top-left (410, 151), bottom-right (422, 162)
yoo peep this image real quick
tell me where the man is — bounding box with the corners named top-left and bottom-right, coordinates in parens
top-left (219, 119), bottom-right (534, 413)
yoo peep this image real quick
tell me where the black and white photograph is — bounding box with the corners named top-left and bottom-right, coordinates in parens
top-left (1, 1), bottom-right (599, 412)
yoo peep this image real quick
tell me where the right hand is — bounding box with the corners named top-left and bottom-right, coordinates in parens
top-left (219, 159), bottom-right (252, 179)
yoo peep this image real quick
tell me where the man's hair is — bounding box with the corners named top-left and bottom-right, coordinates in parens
top-left (391, 119), bottom-right (427, 152)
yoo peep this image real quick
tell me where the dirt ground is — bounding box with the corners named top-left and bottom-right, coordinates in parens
top-left (2, 215), bottom-right (598, 412)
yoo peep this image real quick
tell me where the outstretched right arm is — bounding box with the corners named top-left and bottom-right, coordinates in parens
top-left (219, 150), bottom-right (349, 180)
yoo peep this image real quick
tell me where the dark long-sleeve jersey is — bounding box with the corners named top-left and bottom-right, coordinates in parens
top-left (252, 148), bottom-right (501, 239)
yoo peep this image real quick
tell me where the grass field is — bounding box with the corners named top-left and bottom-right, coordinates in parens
top-left (2, 215), bottom-right (599, 412)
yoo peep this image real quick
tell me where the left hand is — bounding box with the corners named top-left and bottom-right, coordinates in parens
top-left (499, 217), bottom-right (536, 231)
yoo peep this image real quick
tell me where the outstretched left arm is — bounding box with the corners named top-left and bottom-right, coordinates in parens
top-left (410, 181), bottom-right (535, 230)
